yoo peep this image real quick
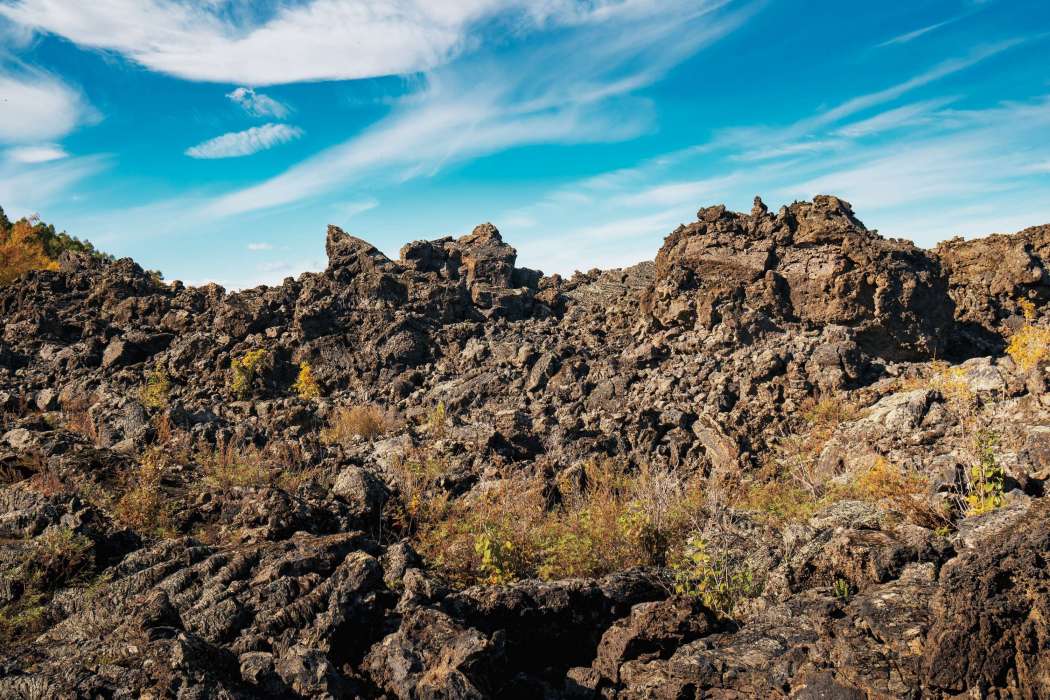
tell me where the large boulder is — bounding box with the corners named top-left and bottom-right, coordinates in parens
top-left (646, 195), bottom-right (958, 360)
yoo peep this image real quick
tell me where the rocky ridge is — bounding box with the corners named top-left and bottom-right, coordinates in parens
top-left (0, 195), bottom-right (1048, 698)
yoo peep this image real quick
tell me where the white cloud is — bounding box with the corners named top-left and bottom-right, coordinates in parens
top-left (810, 41), bottom-right (1020, 130)
top-left (331, 198), bottom-right (378, 219)
top-left (0, 68), bottom-right (91, 144)
top-left (185, 123), bottom-right (303, 159)
top-left (519, 209), bottom-right (685, 274)
top-left (4, 143), bottom-right (68, 162)
top-left (227, 87), bottom-right (289, 119)
top-left (833, 98), bottom-right (956, 138)
top-left (0, 0), bottom-right (674, 86)
top-left (706, 40), bottom-right (1023, 164)
top-left (246, 242), bottom-right (272, 251)
top-left (203, 0), bottom-right (752, 216)
top-left (876, 17), bottom-right (961, 47)
top-left (0, 154), bottom-right (108, 216)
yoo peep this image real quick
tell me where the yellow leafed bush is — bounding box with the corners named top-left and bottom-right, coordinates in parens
top-left (293, 362), bottom-right (321, 399)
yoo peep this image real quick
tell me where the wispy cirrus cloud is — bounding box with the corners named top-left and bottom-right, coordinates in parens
top-left (876, 16), bottom-right (962, 47)
top-left (4, 143), bottom-right (68, 163)
top-left (226, 87), bottom-right (289, 119)
top-left (0, 0), bottom-right (693, 85)
top-left (203, 0), bottom-right (755, 216)
top-left (0, 66), bottom-right (92, 144)
top-left (707, 39), bottom-right (1023, 164)
top-left (493, 31), bottom-right (1049, 276)
top-left (0, 153), bottom-right (108, 217)
top-left (185, 123), bottom-right (303, 159)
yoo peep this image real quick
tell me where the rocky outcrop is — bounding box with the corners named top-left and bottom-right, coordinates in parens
top-left (936, 223), bottom-right (1050, 332)
top-left (1, 196), bottom-right (1049, 697)
top-left (647, 195), bottom-right (957, 360)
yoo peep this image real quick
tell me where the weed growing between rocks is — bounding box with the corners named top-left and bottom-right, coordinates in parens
top-left (1007, 299), bottom-right (1050, 372)
top-left (401, 459), bottom-right (706, 587)
top-left (229, 349), bottom-right (267, 400)
top-left (140, 362), bottom-right (172, 409)
top-left (670, 534), bottom-right (759, 619)
top-left (324, 404), bottom-right (397, 443)
top-left (0, 526), bottom-right (94, 645)
top-left (966, 429), bottom-right (1005, 516)
top-left (774, 395), bottom-right (862, 497)
top-left (293, 361), bottom-right (321, 399)
top-left (115, 448), bottom-right (176, 537)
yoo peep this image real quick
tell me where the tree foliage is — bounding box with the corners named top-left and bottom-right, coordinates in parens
top-left (0, 206), bottom-right (113, 286)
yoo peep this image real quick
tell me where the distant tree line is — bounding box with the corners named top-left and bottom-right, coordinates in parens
top-left (0, 205), bottom-right (119, 286)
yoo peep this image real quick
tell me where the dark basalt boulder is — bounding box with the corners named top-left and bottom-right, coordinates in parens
top-left (647, 195), bottom-right (959, 360)
top-left (937, 223), bottom-right (1050, 329)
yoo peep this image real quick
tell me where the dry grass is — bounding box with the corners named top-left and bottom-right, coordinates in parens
top-left (735, 480), bottom-right (821, 524)
top-left (846, 457), bottom-right (952, 529)
top-left (114, 448), bottom-right (176, 537)
top-left (403, 459), bottom-right (705, 587)
top-left (324, 404), bottom-right (397, 443)
top-left (63, 394), bottom-right (100, 445)
top-left (197, 437), bottom-right (317, 493)
top-left (772, 395), bottom-right (861, 497)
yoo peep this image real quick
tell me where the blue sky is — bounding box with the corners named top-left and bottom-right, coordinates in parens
top-left (0, 0), bottom-right (1048, 288)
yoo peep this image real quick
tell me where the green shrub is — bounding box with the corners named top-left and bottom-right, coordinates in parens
top-left (832, 577), bottom-right (851, 602)
top-left (966, 429), bottom-right (1004, 516)
top-left (670, 535), bottom-right (757, 618)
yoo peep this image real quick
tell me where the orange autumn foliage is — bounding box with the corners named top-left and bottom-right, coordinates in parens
top-left (0, 216), bottom-right (59, 285)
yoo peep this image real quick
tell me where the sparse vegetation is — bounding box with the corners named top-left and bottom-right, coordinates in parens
top-left (197, 437), bottom-right (315, 493)
top-left (736, 395), bottom-right (864, 524)
top-left (140, 362), bottom-right (172, 409)
top-left (736, 479), bottom-right (821, 524)
top-left (0, 526), bottom-right (94, 645)
top-left (114, 448), bottom-right (176, 537)
top-left (293, 361), bottom-right (321, 399)
top-left (966, 429), bottom-right (1005, 516)
top-left (426, 401), bottom-right (448, 437)
top-left (324, 404), bottom-right (396, 443)
top-left (63, 396), bottom-right (100, 445)
top-left (670, 534), bottom-right (758, 618)
top-left (229, 349), bottom-right (267, 399)
top-left (1006, 299), bottom-right (1050, 372)
top-left (776, 396), bottom-right (861, 496)
top-left (405, 459), bottom-right (705, 588)
top-left (850, 457), bottom-right (951, 529)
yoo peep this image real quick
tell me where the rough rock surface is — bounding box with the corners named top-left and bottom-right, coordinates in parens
top-left (1, 196), bottom-right (1048, 698)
